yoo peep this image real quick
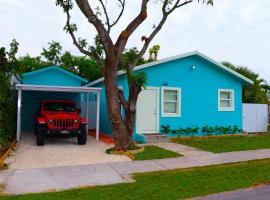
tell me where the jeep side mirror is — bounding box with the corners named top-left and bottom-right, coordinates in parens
top-left (77, 108), bottom-right (81, 114)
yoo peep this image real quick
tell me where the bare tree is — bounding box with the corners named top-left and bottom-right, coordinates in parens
top-left (56, 0), bottom-right (213, 150)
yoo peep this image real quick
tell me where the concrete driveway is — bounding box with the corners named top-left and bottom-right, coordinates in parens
top-left (5, 132), bottom-right (131, 169)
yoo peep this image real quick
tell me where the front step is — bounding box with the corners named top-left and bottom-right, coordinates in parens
top-left (144, 134), bottom-right (170, 143)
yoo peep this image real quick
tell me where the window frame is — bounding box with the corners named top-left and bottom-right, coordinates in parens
top-left (161, 86), bottom-right (181, 117)
top-left (218, 89), bottom-right (235, 112)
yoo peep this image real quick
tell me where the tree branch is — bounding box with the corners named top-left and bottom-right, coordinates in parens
top-left (115, 0), bottom-right (149, 54)
top-left (130, 0), bottom-right (193, 67)
top-left (98, 0), bottom-right (125, 34)
top-left (118, 88), bottom-right (128, 111)
top-left (75, 0), bottom-right (114, 56)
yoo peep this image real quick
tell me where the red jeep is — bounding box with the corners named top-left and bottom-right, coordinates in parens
top-left (35, 100), bottom-right (87, 146)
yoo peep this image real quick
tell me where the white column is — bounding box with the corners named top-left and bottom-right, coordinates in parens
top-left (16, 89), bottom-right (22, 141)
top-left (95, 91), bottom-right (100, 141)
top-left (86, 93), bottom-right (89, 131)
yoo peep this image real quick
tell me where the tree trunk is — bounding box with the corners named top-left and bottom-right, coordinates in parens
top-left (103, 58), bottom-right (135, 150)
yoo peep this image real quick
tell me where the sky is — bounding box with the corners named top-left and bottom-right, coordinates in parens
top-left (0, 0), bottom-right (269, 82)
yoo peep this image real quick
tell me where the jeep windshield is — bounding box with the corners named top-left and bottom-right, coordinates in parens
top-left (43, 102), bottom-right (76, 112)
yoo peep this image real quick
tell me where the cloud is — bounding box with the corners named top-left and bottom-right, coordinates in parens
top-left (0, 0), bottom-right (269, 82)
top-left (0, 0), bottom-right (22, 7)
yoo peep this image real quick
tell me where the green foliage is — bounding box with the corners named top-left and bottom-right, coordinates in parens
top-left (161, 125), bottom-right (242, 137)
top-left (223, 61), bottom-right (270, 104)
top-left (119, 47), bottom-right (147, 69)
top-left (0, 43), bottom-right (17, 151)
top-left (148, 45), bottom-right (160, 61)
top-left (128, 72), bottom-right (148, 89)
top-left (160, 125), bottom-right (171, 134)
top-left (16, 55), bottom-right (51, 75)
top-left (41, 41), bottom-right (63, 64)
top-left (132, 145), bottom-right (182, 160)
top-left (174, 134), bottom-right (270, 153)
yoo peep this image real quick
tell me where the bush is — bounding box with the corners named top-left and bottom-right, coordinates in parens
top-left (160, 125), bottom-right (242, 137)
top-left (0, 47), bottom-right (17, 152)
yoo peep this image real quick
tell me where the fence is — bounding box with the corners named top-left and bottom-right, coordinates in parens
top-left (243, 103), bottom-right (268, 133)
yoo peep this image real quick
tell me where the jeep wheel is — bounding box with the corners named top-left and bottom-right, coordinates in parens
top-left (78, 126), bottom-right (87, 145)
top-left (36, 126), bottom-right (45, 146)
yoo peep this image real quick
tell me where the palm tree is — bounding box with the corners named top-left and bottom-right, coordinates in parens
top-left (222, 62), bottom-right (270, 104)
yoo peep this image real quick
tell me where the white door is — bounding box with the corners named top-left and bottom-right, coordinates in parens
top-left (136, 87), bottom-right (159, 134)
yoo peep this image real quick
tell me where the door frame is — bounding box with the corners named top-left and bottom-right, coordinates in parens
top-left (136, 86), bottom-right (160, 134)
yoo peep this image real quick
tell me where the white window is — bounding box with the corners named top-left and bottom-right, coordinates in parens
top-left (218, 89), bottom-right (234, 111)
top-left (161, 87), bottom-right (181, 117)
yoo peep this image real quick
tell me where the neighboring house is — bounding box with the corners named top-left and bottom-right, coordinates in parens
top-left (87, 51), bottom-right (253, 142)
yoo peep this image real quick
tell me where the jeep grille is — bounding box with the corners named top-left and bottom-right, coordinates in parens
top-left (53, 118), bottom-right (75, 128)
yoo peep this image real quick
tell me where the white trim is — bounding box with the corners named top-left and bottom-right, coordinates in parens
top-left (136, 86), bottom-right (160, 134)
top-left (16, 89), bottom-right (22, 141)
top-left (96, 91), bottom-right (100, 141)
top-left (85, 51), bottom-right (253, 87)
top-left (218, 89), bottom-right (235, 112)
top-left (161, 86), bottom-right (181, 117)
top-left (16, 84), bottom-right (101, 93)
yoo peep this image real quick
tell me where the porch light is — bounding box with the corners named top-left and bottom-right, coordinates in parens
top-left (191, 65), bottom-right (196, 70)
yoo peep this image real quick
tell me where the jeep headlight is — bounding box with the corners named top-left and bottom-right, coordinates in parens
top-left (74, 119), bottom-right (79, 124)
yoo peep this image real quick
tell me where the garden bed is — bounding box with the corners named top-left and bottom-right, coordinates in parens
top-left (107, 145), bottom-right (182, 160)
top-left (0, 140), bottom-right (16, 169)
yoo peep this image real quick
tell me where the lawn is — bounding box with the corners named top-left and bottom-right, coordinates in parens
top-left (173, 133), bottom-right (270, 153)
top-left (131, 145), bottom-right (182, 160)
top-left (2, 159), bottom-right (270, 199)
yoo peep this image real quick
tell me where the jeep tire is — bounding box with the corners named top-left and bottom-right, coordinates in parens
top-left (36, 126), bottom-right (45, 146)
top-left (77, 126), bottom-right (87, 145)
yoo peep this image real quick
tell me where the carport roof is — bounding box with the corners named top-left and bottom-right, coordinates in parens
top-left (16, 84), bottom-right (101, 92)
top-left (22, 66), bottom-right (89, 84)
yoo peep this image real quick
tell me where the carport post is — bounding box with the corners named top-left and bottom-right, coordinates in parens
top-left (16, 88), bottom-right (22, 141)
top-left (95, 91), bottom-right (100, 141)
top-left (86, 93), bottom-right (89, 131)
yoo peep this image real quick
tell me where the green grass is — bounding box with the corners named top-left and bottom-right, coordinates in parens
top-left (132, 145), bottom-right (182, 160)
top-left (173, 134), bottom-right (270, 153)
top-left (2, 159), bottom-right (270, 199)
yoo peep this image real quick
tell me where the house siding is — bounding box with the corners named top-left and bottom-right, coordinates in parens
top-left (93, 55), bottom-right (243, 141)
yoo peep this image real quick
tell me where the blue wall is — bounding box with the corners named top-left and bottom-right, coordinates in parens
top-left (93, 55), bottom-right (244, 142)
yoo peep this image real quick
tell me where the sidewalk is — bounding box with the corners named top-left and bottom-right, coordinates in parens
top-left (1, 143), bottom-right (270, 194)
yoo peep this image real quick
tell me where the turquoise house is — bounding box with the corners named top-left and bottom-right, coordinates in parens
top-left (87, 51), bottom-right (253, 142)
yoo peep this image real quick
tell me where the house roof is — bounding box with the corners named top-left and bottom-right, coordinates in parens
top-left (22, 66), bottom-right (88, 84)
top-left (85, 50), bottom-right (253, 87)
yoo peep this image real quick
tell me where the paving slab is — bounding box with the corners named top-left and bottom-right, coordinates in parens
top-left (154, 156), bottom-right (203, 169)
top-left (3, 163), bottom-right (126, 194)
top-left (149, 142), bottom-right (214, 156)
top-left (109, 160), bottom-right (166, 175)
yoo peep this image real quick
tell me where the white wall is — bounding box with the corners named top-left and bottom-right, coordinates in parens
top-left (243, 103), bottom-right (268, 133)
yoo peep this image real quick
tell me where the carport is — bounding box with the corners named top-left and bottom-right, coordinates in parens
top-left (16, 84), bottom-right (101, 141)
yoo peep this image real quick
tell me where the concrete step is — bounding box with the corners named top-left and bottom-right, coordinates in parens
top-left (144, 134), bottom-right (170, 143)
